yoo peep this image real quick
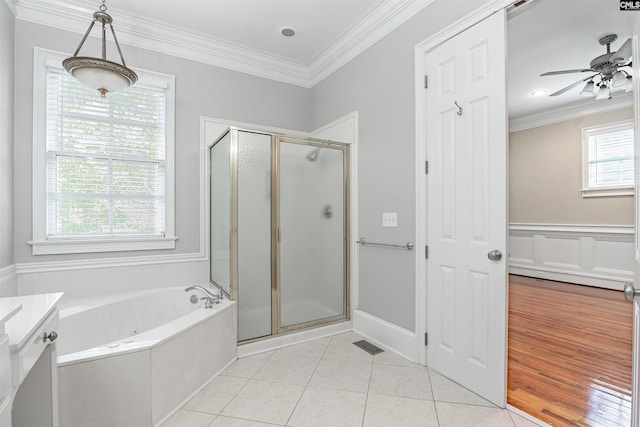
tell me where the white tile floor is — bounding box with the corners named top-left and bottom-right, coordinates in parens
top-left (162, 331), bottom-right (541, 427)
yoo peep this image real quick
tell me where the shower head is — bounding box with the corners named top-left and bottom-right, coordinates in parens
top-left (306, 147), bottom-right (321, 162)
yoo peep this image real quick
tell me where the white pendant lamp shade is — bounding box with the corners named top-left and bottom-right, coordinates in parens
top-left (63, 57), bottom-right (137, 96)
top-left (611, 70), bottom-right (627, 88)
top-left (63, 1), bottom-right (137, 97)
top-left (595, 84), bottom-right (610, 100)
top-left (625, 76), bottom-right (633, 93)
top-left (580, 81), bottom-right (595, 97)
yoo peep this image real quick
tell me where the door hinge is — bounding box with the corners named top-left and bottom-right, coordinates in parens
top-left (424, 75), bottom-right (428, 89)
top-left (424, 332), bottom-right (428, 346)
top-left (425, 161), bottom-right (428, 174)
top-left (425, 245), bottom-right (428, 259)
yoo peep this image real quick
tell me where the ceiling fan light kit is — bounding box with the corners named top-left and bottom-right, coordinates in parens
top-left (580, 80), bottom-right (596, 97)
top-left (540, 34), bottom-right (632, 100)
top-left (595, 84), bottom-right (610, 100)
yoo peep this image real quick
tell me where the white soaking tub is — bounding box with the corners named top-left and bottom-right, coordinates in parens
top-left (57, 286), bottom-right (237, 427)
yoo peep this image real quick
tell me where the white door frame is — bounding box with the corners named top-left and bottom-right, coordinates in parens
top-left (631, 12), bottom-right (640, 427)
top-left (414, 0), bottom-right (514, 367)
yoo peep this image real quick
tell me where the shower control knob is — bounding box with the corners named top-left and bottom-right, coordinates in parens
top-left (43, 331), bottom-right (58, 343)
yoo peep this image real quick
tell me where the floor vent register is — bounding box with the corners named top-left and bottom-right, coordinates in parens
top-left (353, 340), bottom-right (384, 355)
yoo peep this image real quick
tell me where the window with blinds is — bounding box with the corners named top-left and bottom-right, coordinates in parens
top-left (31, 48), bottom-right (176, 254)
top-left (582, 120), bottom-right (634, 197)
top-left (46, 68), bottom-right (166, 238)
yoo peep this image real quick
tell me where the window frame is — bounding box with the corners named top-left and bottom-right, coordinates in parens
top-left (30, 48), bottom-right (176, 255)
top-left (581, 119), bottom-right (634, 198)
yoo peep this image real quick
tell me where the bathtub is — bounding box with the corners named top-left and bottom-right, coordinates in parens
top-left (57, 286), bottom-right (237, 427)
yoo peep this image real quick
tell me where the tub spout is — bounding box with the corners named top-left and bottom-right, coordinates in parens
top-left (185, 286), bottom-right (222, 308)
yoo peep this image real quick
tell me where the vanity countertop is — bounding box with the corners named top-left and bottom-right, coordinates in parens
top-left (1, 293), bottom-right (64, 351)
top-left (0, 301), bottom-right (22, 333)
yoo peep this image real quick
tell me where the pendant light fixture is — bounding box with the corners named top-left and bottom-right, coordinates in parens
top-left (63, 0), bottom-right (137, 97)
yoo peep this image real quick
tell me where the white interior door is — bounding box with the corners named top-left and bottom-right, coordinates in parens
top-left (425, 10), bottom-right (508, 407)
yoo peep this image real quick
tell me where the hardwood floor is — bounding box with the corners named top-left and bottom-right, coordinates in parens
top-left (508, 275), bottom-right (633, 427)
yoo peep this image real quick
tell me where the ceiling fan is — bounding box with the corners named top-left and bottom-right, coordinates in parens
top-left (540, 34), bottom-right (633, 99)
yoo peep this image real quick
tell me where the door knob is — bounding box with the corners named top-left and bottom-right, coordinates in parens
top-left (487, 250), bottom-right (502, 261)
top-left (624, 282), bottom-right (639, 302)
top-left (43, 331), bottom-right (58, 343)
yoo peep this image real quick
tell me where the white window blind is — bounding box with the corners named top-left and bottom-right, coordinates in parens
top-left (31, 48), bottom-right (175, 255)
top-left (46, 67), bottom-right (167, 239)
top-left (582, 120), bottom-right (634, 197)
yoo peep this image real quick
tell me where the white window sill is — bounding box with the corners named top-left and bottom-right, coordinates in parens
top-left (581, 186), bottom-right (634, 198)
top-left (28, 237), bottom-right (177, 255)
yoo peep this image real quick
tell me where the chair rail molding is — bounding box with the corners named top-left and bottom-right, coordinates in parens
top-left (508, 223), bottom-right (634, 290)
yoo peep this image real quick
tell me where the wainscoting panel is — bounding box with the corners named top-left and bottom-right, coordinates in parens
top-left (0, 265), bottom-right (17, 297)
top-left (509, 224), bottom-right (634, 290)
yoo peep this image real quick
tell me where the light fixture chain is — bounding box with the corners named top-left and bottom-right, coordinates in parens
top-left (100, 0), bottom-right (106, 12)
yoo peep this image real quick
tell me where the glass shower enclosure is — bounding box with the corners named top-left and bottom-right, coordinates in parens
top-left (209, 128), bottom-right (350, 342)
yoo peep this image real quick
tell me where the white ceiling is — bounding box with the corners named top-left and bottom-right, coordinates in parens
top-left (12, 0), bottom-right (432, 87)
top-left (105, 0), bottom-right (383, 66)
top-left (507, 0), bottom-right (634, 120)
top-left (11, 0), bottom-right (635, 119)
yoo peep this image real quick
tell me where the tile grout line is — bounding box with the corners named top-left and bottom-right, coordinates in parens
top-left (359, 337), bottom-right (376, 427)
top-left (214, 351), bottom-right (275, 421)
top-left (282, 337), bottom-right (332, 426)
top-left (427, 368), bottom-right (442, 427)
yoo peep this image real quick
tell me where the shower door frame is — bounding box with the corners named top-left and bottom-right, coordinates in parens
top-left (209, 127), bottom-right (351, 343)
top-left (273, 136), bottom-right (351, 336)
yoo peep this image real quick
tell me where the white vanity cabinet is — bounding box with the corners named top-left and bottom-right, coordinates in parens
top-left (1, 293), bottom-right (63, 427)
top-left (0, 301), bottom-right (22, 427)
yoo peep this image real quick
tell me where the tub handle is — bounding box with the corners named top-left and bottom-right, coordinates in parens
top-left (43, 331), bottom-right (58, 343)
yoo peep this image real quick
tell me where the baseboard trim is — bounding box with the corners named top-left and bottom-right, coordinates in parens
top-left (237, 321), bottom-right (352, 358)
top-left (352, 309), bottom-right (417, 362)
top-left (509, 266), bottom-right (627, 291)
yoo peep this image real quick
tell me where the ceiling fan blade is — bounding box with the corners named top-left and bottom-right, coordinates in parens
top-left (541, 69), bottom-right (594, 76)
top-left (611, 38), bottom-right (632, 64)
top-left (549, 74), bottom-right (599, 96)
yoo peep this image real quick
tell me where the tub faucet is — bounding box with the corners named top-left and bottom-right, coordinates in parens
top-left (185, 285), bottom-right (222, 308)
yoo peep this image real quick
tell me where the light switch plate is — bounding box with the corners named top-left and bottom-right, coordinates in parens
top-left (382, 212), bottom-right (397, 227)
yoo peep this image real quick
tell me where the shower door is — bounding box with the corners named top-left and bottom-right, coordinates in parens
top-left (210, 132), bottom-right (231, 296)
top-left (277, 138), bottom-right (349, 331)
top-left (210, 129), bottom-right (349, 342)
top-left (236, 130), bottom-right (274, 341)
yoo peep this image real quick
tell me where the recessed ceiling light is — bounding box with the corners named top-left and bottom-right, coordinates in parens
top-left (531, 89), bottom-right (547, 97)
top-left (281, 27), bottom-right (296, 37)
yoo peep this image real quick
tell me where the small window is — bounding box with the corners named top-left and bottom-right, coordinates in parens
top-left (582, 120), bottom-right (634, 197)
top-left (31, 48), bottom-right (176, 254)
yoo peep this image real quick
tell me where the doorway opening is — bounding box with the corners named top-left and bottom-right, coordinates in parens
top-left (506, 0), bottom-right (635, 423)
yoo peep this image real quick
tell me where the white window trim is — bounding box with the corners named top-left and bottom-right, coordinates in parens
top-left (581, 119), bottom-right (634, 198)
top-left (30, 47), bottom-right (177, 255)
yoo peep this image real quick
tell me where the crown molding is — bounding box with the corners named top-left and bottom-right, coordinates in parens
top-left (309, 0), bottom-right (435, 86)
top-left (3, 0), bottom-right (16, 16)
top-left (14, 0), bottom-right (431, 88)
top-left (509, 93), bottom-right (633, 132)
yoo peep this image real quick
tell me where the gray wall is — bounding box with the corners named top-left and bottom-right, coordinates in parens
top-left (510, 108), bottom-right (634, 225)
top-left (0, 1), bottom-right (14, 270)
top-left (309, 0), bottom-right (486, 331)
top-left (13, 20), bottom-right (310, 263)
